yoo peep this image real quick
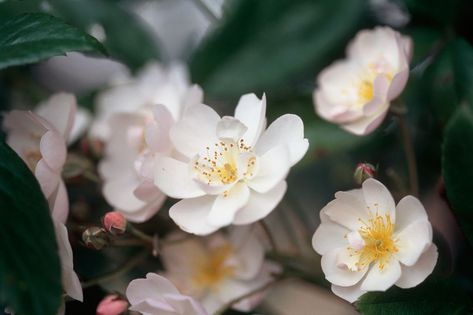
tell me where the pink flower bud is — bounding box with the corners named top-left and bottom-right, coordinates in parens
top-left (103, 211), bottom-right (127, 235)
top-left (354, 163), bottom-right (376, 184)
top-left (96, 294), bottom-right (128, 315)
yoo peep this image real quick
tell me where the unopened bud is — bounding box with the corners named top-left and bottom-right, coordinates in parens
top-left (82, 227), bottom-right (109, 250)
top-left (96, 294), bottom-right (128, 315)
top-left (354, 163), bottom-right (376, 184)
top-left (103, 211), bottom-right (127, 235)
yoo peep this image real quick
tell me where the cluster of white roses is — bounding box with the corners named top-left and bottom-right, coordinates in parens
top-left (2, 26), bottom-right (439, 315)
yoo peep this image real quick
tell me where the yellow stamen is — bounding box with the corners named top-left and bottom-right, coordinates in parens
top-left (192, 245), bottom-right (235, 290)
top-left (354, 214), bottom-right (398, 270)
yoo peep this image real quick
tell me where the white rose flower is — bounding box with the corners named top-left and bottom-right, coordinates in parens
top-left (154, 93), bottom-right (308, 235)
top-left (126, 273), bottom-right (208, 315)
top-left (160, 228), bottom-right (280, 314)
top-left (97, 63), bottom-right (203, 222)
top-left (90, 62), bottom-right (191, 141)
top-left (314, 27), bottom-right (412, 135)
top-left (312, 179), bottom-right (438, 302)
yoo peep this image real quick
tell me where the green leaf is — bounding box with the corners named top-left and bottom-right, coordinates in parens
top-left (442, 106), bottom-right (473, 246)
top-left (190, 0), bottom-right (365, 98)
top-left (0, 12), bottom-right (106, 70)
top-left (49, 0), bottom-right (160, 70)
top-left (0, 141), bottom-right (62, 315)
top-left (452, 39), bottom-right (473, 109)
top-left (357, 278), bottom-right (473, 315)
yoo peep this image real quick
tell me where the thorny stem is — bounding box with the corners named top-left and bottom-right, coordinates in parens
top-left (213, 275), bottom-right (284, 315)
top-left (259, 220), bottom-right (278, 253)
top-left (391, 105), bottom-right (419, 197)
top-left (81, 250), bottom-right (149, 288)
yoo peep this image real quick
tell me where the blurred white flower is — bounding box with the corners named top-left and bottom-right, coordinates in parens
top-left (126, 273), bottom-right (208, 315)
top-left (154, 93), bottom-right (308, 235)
top-left (3, 93), bottom-right (79, 222)
top-left (90, 62), bottom-right (192, 141)
top-left (314, 27), bottom-right (412, 135)
top-left (97, 63), bottom-right (203, 222)
top-left (160, 228), bottom-right (280, 314)
top-left (312, 179), bottom-right (438, 302)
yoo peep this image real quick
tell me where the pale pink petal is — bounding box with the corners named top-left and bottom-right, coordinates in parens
top-left (145, 104), bottom-right (175, 153)
top-left (55, 223), bottom-right (83, 302)
top-left (230, 227), bottom-right (265, 280)
top-left (49, 180), bottom-right (69, 224)
top-left (170, 104), bottom-right (220, 158)
top-left (312, 222), bottom-right (349, 256)
top-left (395, 195), bottom-right (428, 233)
top-left (39, 129), bottom-right (66, 171)
top-left (396, 244), bottom-right (438, 289)
top-left (35, 93), bottom-right (76, 140)
top-left (216, 117), bottom-right (248, 142)
top-left (233, 181), bottom-right (287, 225)
top-left (234, 93), bottom-right (266, 146)
top-left (322, 191), bottom-right (369, 231)
top-left (360, 259), bottom-right (401, 291)
top-left (34, 159), bottom-right (60, 198)
top-left (255, 114), bottom-right (309, 166)
top-left (395, 220), bottom-right (432, 266)
top-left (154, 156), bottom-right (206, 199)
top-left (331, 283), bottom-right (366, 303)
top-left (247, 145), bottom-right (290, 193)
top-left (126, 273), bottom-right (180, 305)
top-left (207, 183), bottom-right (250, 227)
top-left (341, 106), bottom-right (389, 136)
top-left (321, 248), bottom-right (368, 287)
top-left (387, 68), bottom-right (409, 101)
top-left (169, 196), bottom-right (220, 235)
top-left (103, 172), bottom-right (146, 212)
top-left (361, 178), bottom-right (396, 220)
top-left (362, 74), bottom-right (390, 115)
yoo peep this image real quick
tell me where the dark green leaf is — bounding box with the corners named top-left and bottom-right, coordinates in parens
top-left (190, 0), bottom-right (365, 98)
top-left (452, 39), bottom-right (473, 109)
top-left (0, 12), bottom-right (106, 70)
top-left (0, 141), bottom-right (62, 315)
top-left (49, 0), bottom-right (160, 70)
top-left (442, 106), bottom-right (473, 246)
top-left (357, 277), bottom-right (473, 315)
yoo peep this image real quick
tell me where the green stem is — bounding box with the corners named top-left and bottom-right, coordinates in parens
top-left (391, 106), bottom-right (419, 197)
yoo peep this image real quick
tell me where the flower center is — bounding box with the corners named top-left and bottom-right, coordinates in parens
top-left (353, 214), bottom-right (398, 270)
top-left (192, 244), bottom-right (235, 290)
top-left (358, 80), bottom-right (374, 104)
top-left (193, 139), bottom-right (255, 186)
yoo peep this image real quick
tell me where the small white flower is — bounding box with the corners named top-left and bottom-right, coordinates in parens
top-left (160, 228), bottom-right (280, 314)
top-left (314, 27), bottom-right (412, 135)
top-left (90, 62), bottom-right (191, 141)
top-left (312, 179), bottom-right (438, 302)
top-left (97, 63), bottom-right (203, 222)
top-left (154, 93), bottom-right (308, 234)
top-left (3, 93), bottom-right (78, 222)
top-left (126, 273), bottom-right (208, 315)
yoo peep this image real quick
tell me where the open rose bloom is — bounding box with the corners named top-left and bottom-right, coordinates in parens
top-left (314, 27), bottom-right (412, 135)
top-left (160, 228), bottom-right (279, 313)
top-left (154, 93), bottom-right (308, 234)
top-left (312, 179), bottom-right (438, 302)
top-left (98, 63), bottom-right (203, 222)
